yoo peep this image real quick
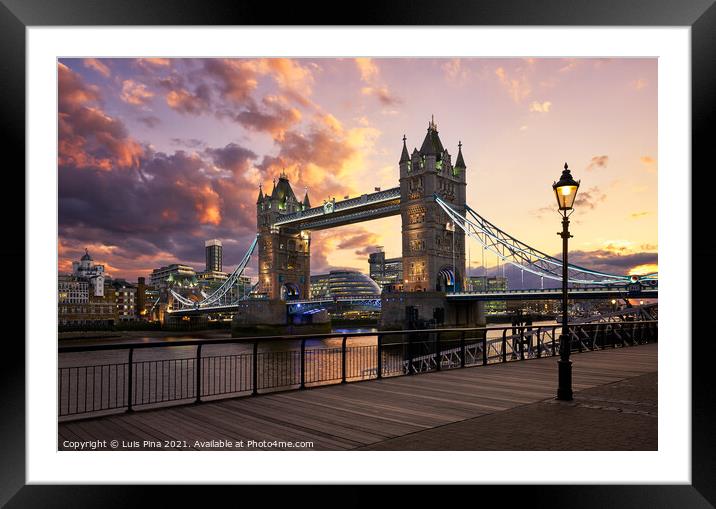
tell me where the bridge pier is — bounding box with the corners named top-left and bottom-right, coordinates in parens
top-left (380, 291), bottom-right (485, 330)
top-left (163, 314), bottom-right (208, 331)
top-left (230, 299), bottom-right (330, 337)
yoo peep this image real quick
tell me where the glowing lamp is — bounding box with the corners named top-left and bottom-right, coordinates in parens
top-left (552, 163), bottom-right (580, 211)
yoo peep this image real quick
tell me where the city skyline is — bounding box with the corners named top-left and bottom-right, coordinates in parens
top-left (58, 57), bottom-right (657, 280)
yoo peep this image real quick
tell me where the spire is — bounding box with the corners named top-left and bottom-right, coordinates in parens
top-left (256, 183), bottom-right (264, 204)
top-left (420, 115), bottom-right (444, 158)
top-left (454, 140), bottom-right (466, 169)
top-left (271, 171), bottom-right (298, 203)
top-left (303, 187), bottom-right (311, 208)
top-left (399, 134), bottom-right (410, 163)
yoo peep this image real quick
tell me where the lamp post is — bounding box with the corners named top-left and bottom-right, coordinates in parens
top-left (553, 162), bottom-right (580, 401)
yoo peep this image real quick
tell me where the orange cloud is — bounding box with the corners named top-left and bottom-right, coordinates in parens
top-left (263, 58), bottom-right (314, 103)
top-left (120, 79), bottom-right (154, 106)
top-left (137, 58), bottom-right (172, 68)
top-left (83, 58), bottom-right (111, 78)
top-left (361, 86), bottom-right (401, 106)
top-left (586, 155), bottom-right (609, 171)
top-left (529, 100), bottom-right (552, 113)
top-left (234, 95), bottom-right (302, 141)
top-left (630, 211), bottom-right (649, 219)
top-left (558, 59), bottom-right (580, 73)
top-left (355, 58), bottom-right (400, 107)
top-left (629, 263), bottom-right (658, 275)
top-left (58, 62), bottom-right (144, 170)
top-left (166, 86), bottom-right (211, 115)
top-left (442, 58), bottom-right (470, 84)
top-left (195, 185), bottom-right (222, 225)
top-left (495, 66), bottom-right (531, 103)
top-left (355, 58), bottom-right (379, 82)
top-left (58, 62), bottom-right (100, 112)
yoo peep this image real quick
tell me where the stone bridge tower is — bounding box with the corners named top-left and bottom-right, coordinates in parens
top-left (256, 172), bottom-right (311, 300)
top-left (400, 117), bottom-right (467, 293)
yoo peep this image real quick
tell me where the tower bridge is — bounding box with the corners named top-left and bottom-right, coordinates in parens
top-left (168, 117), bottom-right (657, 329)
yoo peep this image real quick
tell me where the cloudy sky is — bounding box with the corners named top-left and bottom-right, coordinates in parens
top-left (58, 57), bottom-right (657, 283)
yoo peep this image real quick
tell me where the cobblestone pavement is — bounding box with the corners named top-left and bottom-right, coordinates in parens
top-left (360, 372), bottom-right (657, 450)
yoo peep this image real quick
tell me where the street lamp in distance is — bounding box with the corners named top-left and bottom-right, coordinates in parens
top-left (553, 162), bottom-right (580, 401)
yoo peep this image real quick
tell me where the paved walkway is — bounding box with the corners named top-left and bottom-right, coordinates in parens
top-left (361, 371), bottom-right (657, 450)
top-left (59, 343), bottom-right (657, 451)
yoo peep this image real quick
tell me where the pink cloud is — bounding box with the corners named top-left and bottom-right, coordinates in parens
top-left (83, 58), bottom-right (111, 78)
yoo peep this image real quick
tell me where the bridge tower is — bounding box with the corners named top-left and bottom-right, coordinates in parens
top-left (400, 117), bottom-right (467, 292)
top-left (256, 172), bottom-right (311, 300)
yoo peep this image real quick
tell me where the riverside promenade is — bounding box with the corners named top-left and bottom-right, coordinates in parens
top-left (58, 343), bottom-right (657, 451)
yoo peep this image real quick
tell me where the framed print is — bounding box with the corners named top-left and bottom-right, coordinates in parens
top-left (3, 0), bottom-right (713, 504)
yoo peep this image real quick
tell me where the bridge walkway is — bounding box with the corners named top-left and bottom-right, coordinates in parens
top-left (58, 343), bottom-right (657, 451)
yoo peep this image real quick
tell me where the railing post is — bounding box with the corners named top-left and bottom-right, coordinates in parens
top-left (519, 329), bottom-right (525, 360)
top-left (300, 339), bottom-right (306, 389)
top-left (435, 332), bottom-right (441, 371)
top-left (552, 326), bottom-right (557, 356)
top-left (460, 331), bottom-right (466, 368)
top-left (126, 347), bottom-right (134, 412)
top-left (341, 336), bottom-right (348, 383)
top-left (407, 335), bottom-right (414, 375)
top-left (502, 328), bottom-right (507, 363)
top-left (482, 331), bottom-right (487, 366)
top-left (195, 343), bottom-right (202, 404)
top-left (252, 340), bottom-right (259, 396)
top-left (536, 328), bottom-right (542, 358)
top-left (577, 325), bottom-right (583, 352)
top-left (376, 334), bottom-right (383, 379)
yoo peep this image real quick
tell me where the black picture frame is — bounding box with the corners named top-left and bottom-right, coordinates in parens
top-left (2, 0), bottom-right (712, 504)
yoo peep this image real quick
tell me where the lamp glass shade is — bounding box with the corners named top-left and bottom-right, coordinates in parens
top-left (552, 165), bottom-right (580, 211)
top-left (554, 184), bottom-right (579, 210)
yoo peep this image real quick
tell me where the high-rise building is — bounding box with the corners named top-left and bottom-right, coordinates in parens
top-left (205, 239), bottom-right (223, 272)
top-left (150, 264), bottom-right (197, 288)
top-left (467, 275), bottom-right (508, 293)
top-left (467, 275), bottom-right (509, 313)
top-left (368, 249), bottom-right (403, 290)
top-left (137, 277), bottom-right (146, 317)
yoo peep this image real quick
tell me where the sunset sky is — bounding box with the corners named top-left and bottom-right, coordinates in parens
top-left (57, 57), bottom-right (657, 284)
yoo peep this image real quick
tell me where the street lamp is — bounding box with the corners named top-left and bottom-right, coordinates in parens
top-left (553, 162), bottom-right (580, 401)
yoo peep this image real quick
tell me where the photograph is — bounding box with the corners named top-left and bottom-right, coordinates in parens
top-left (0, 0), bottom-right (711, 498)
top-left (0, 3), bottom-right (708, 501)
top-left (56, 56), bottom-right (660, 453)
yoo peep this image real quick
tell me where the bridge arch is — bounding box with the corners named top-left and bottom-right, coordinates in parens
top-left (280, 282), bottom-right (301, 301)
top-left (437, 266), bottom-right (458, 292)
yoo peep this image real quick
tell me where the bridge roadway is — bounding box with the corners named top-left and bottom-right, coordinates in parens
top-left (168, 287), bottom-right (657, 315)
top-left (272, 186), bottom-right (401, 231)
top-left (58, 343), bottom-right (657, 451)
top-left (446, 287), bottom-right (658, 301)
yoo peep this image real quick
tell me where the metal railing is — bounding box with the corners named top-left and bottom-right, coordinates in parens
top-left (58, 320), bottom-right (657, 420)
